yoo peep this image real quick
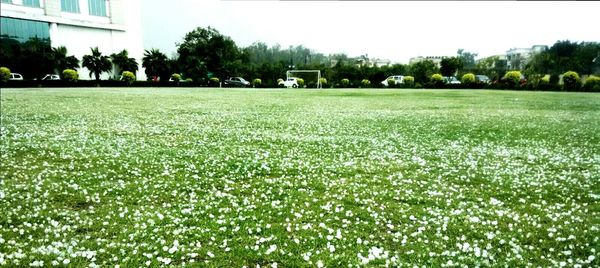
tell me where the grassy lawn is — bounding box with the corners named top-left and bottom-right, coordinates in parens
top-left (1, 88), bottom-right (599, 267)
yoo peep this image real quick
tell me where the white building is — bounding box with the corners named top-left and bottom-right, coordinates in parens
top-left (1, 0), bottom-right (146, 80)
top-left (506, 45), bottom-right (548, 70)
top-left (409, 56), bottom-right (451, 68)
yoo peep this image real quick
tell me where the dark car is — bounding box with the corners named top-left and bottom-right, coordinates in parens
top-left (224, 77), bottom-right (251, 87)
top-left (475, 75), bottom-right (490, 84)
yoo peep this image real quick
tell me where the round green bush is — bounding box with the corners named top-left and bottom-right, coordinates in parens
top-left (360, 79), bottom-right (371, 88)
top-left (341, 78), bottom-right (350, 87)
top-left (319, 78), bottom-right (327, 87)
top-left (297, 78), bottom-right (305, 88)
top-left (503, 71), bottom-right (522, 89)
top-left (121, 71), bottom-right (136, 85)
top-left (387, 78), bottom-right (396, 87)
top-left (171, 73), bottom-right (181, 82)
top-left (185, 78), bottom-right (193, 83)
top-left (62, 69), bottom-right (79, 82)
top-left (562, 71), bottom-right (581, 91)
top-left (431, 74), bottom-right (444, 88)
top-left (0, 67), bottom-right (11, 83)
top-left (210, 77), bottom-right (220, 86)
top-left (583, 75), bottom-right (600, 92)
top-left (253, 78), bottom-right (262, 87)
top-left (403, 76), bottom-right (415, 87)
top-left (461, 73), bottom-right (476, 85)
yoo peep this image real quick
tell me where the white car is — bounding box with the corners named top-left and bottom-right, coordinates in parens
top-left (381, 75), bottom-right (404, 86)
top-left (9, 73), bottom-right (24, 80)
top-left (279, 77), bottom-right (299, 88)
top-left (42, 74), bottom-right (60, 80)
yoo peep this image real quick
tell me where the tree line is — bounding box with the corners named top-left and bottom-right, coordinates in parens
top-left (1, 27), bottom-right (599, 91)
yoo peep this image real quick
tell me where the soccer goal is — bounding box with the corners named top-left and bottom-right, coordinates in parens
top-left (286, 70), bottom-right (322, 88)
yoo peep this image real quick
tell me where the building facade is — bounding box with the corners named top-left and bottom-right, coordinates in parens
top-left (409, 56), bottom-right (451, 68)
top-left (506, 45), bottom-right (548, 70)
top-left (1, 0), bottom-right (145, 80)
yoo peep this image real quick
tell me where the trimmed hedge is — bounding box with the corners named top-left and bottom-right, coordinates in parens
top-left (1, 67), bottom-right (11, 83)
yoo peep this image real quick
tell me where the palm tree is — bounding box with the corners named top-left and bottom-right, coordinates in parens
top-left (142, 49), bottom-right (168, 81)
top-left (82, 47), bottom-right (112, 81)
top-left (52, 46), bottom-right (79, 74)
top-left (110, 49), bottom-right (138, 77)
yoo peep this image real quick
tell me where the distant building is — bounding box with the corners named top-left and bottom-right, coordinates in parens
top-left (409, 56), bottom-right (451, 67)
top-left (506, 45), bottom-right (548, 70)
top-left (1, 0), bottom-right (145, 80)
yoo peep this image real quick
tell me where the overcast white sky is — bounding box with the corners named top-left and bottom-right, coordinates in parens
top-left (142, 0), bottom-right (600, 64)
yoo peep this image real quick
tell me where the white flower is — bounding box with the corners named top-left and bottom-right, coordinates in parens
top-left (266, 244), bottom-right (277, 255)
top-left (316, 260), bottom-right (324, 268)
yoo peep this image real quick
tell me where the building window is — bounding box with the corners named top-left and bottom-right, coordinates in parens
top-left (0, 17), bottom-right (50, 43)
top-left (22, 0), bottom-right (40, 7)
top-left (88, 0), bottom-right (106, 17)
top-left (61, 0), bottom-right (80, 13)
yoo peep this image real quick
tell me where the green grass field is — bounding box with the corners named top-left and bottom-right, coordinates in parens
top-left (1, 88), bottom-right (599, 267)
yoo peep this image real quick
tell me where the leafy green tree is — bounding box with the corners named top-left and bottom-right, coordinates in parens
top-left (22, 38), bottom-right (54, 80)
top-left (457, 49), bottom-right (478, 71)
top-left (440, 57), bottom-right (463, 77)
top-left (177, 27), bottom-right (241, 83)
top-left (111, 49), bottom-right (139, 76)
top-left (82, 47), bottom-right (112, 81)
top-left (408, 60), bottom-right (438, 84)
top-left (52, 46), bottom-right (79, 74)
top-left (142, 49), bottom-right (169, 81)
top-left (121, 71), bottom-right (136, 85)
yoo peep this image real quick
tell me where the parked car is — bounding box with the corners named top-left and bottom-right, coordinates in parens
top-left (443, 76), bottom-right (461, 85)
top-left (42, 74), bottom-right (60, 80)
top-left (224, 77), bottom-right (250, 87)
top-left (475, 75), bottom-right (491, 84)
top-left (381, 75), bottom-right (404, 87)
top-left (279, 77), bottom-right (299, 88)
top-left (9, 73), bottom-right (24, 80)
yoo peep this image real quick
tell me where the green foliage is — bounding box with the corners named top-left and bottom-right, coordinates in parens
top-left (142, 49), bottom-right (169, 81)
top-left (209, 77), bottom-right (220, 87)
top-left (562, 71), bottom-right (581, 91)
top-left (387, 78), bottom-right (396, 87)
top-left (297, 78), bottom-right (305, 88)
top-left (185, 78), bottom-right (193, 83)
top-left (52, 46), bottom-right (79, 74)
top-left (440, 57), bottom-right (463, 77)
top-left (583, 75), bottom-right (600, 92)
top-left (341, 78), bottom-right (350, 87)
top-left (503, 71), bottom-right (522, 89)
top-left (277, 78), bottom-right (284, 84)
top-left (430, 74), bottom-right (443, 87)
top-left (409, 60), bottom-right (439, 84)
top-left (82, 47), bottom-right (112, 81)
top-left (461, 73), bottom-right (476, 85)
top-left (171, 73), bottom-right (181, 82)
top-left (360, 79), bottom-right (371, 88)
top-left (177, 27), bottom-right (241, 82)
top-left (0, 67), bottom-right (10, 83)
top-left (253, 78), bottom-right (262, 87)
top-left (62, 69), bottom-right (78, 82)
top-left (319, 78), bottom-right (327, 88)
top-left (111, 49), bottom-right (139, 76)
top-left (0, 38), bottom-right (54, 80)
top-left (121, 71), bottom-right (136, 85)
top-left (403, 76), bottom-right (415, 88)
